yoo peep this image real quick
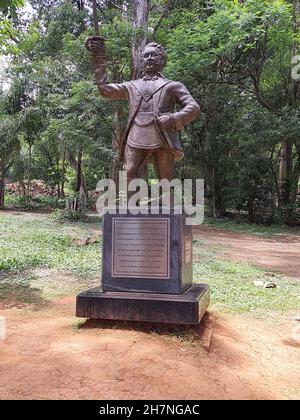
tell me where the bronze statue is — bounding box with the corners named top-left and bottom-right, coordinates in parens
top-left (85, 37), bottom-right (200, 183)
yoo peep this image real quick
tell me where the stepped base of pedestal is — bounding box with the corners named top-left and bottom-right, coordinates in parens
top-left (76, 284), bottom-right (209, 325)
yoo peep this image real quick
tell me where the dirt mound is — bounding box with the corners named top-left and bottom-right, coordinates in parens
top-left (6, 180), bottom-right (58, 197)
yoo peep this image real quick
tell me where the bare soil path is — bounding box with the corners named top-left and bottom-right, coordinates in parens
top-left (194, 226), bottom-right (300, 279)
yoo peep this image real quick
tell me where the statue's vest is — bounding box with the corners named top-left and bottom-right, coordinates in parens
top-left (119, 78), bottom-right (184, 161)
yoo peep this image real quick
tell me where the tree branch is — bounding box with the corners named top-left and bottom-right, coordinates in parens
top-left (4, 27), bottom-right (19, 44)
top-left (151, 0), bottom-right (174, 41)
top-left (108, 0), bottom-right (130, 14)
top-left (250, 74), bottom-right (273, 112)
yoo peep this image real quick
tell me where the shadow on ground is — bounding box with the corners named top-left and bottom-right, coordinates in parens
top-left (0, 274), bottom-right (49, 310)
top-left (78, 312), bottom-right (218, 345)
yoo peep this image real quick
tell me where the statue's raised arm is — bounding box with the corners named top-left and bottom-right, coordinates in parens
top-left (85, 36), bottom-right (129, 100)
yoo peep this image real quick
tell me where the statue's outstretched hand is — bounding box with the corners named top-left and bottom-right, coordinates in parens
top-left (85, 36), bottom-right (106, 54)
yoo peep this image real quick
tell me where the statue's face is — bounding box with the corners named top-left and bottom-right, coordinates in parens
top-left (141, 47), bottom-right (162, 73)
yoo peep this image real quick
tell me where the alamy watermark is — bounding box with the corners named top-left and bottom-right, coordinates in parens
top-left (292, 55), bottom-right (300, 80)
top-left (95, 171), bottom-right (204, 226)
top-left (0, 316), bottom-right (6, 341)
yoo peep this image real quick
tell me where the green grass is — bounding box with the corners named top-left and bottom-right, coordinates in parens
top-left (203, 217), bottom-right (300, 237)
top-left (0, 212), bottom-right (102, 304)
top-left (193, 239), bottom-right (299, 315)
top-left (0, 211), bottom-right (299, 315)
top-left (0, 212), bottom-right (102, 276)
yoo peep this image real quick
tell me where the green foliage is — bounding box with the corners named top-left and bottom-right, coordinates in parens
top-left (157, 0), bottom-right (300, 222)
top-left (51, 208), bottom-right (90, 223)
top-left (0, 0), bottom-right (25, 13)
top-left (0, 0), bottom-right (25, 52)
top-left (4, 193), bottom-right (66, 210)
top-left (0, 114), bottom-right (20, 176)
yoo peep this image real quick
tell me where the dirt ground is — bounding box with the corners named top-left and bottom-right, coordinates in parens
top-left (0, 225), bottom-right (299, 400)
top-left (0, 298), bottom-right (299, 400)
top-left (194, 225), bottom-right (300, 279)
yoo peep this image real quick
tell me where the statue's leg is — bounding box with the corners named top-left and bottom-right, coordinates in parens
top-left (123, 144), bottom-right (148, 197)
top-left (152, 149), bottom-right (176, 206)
top-left (152, 148), bottom-right (175, 181)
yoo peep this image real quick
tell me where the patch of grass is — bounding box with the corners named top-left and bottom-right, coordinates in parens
top-left (193, 239), bottom-right (299, 314)
top-left (0, 212), bottom-right (102, 276)
top-left (72, 319), bottom-right (88, 330)
top-left (0, 269), bottom-right (99, 305)
top-left (0, 211), bottom-right (102, 305)
top-left (203, 217), bottom-right (300, 237)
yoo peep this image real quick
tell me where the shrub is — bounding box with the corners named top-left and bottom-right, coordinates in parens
top-left (4, 194), bottom-right (66, 211)
top-left (51, 209), bottom-right (91, 223)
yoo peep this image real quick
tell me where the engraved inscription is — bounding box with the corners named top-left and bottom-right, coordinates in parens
top-left (112, 218), bottom-right (170, 279)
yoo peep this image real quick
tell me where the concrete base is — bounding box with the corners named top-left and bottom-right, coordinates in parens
top-left (76, 284), bottom-right (210, 325)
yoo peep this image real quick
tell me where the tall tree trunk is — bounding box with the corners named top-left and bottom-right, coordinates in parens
top-left (291, 0), bottom-right (300, 109)
top-left (69, 149), bottom-right (88, 211)
top-left (61, 144), bottom-right (66, 199)
top-left (111, 103), bottom-right (124, 191)
top-left (247, 201), bottom-right (255, 223)
top-left (0, 164), bottom-right (5, 209)
top-left (92, 0), bottom-right (100, 35)
top-left (76, 149), bottom-right (82, 193)
top-left (79, 171), bottom-right (88, 210)
top-left (131, 0), bottom-right (149, 79)
top-left (279, 139), bottom-right (293, 205)
top-left (27, 143), bottom-right (32, 196)
top-left (131, 0), bottom-right (150, 181)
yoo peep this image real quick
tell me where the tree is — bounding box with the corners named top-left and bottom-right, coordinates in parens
top-left (0, 114), bottom-right (20, 207)
top-left (20, 106), bottom-right (44, 194)
top-left (0, 77), bottom-right (24, 208)
top-left (0, 0), bottom-right (25, 50)
top-left (131, 0), bottom-right (149, 79)
top-left (156, 0), bottom-right (300, 221)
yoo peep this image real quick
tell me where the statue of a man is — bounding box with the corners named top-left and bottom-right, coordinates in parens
top-left (85, 37), bottom-right (200, 183)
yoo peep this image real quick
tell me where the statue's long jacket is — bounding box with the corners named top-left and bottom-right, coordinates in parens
top-left (91, 54), bottom-right (200, 160)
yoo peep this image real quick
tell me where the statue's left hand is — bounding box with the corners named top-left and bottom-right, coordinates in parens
top-left (156, 114), bottom-right (174, 129)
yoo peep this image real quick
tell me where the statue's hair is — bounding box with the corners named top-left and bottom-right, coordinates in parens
top-left (142, 42), bottom-right (167, 70)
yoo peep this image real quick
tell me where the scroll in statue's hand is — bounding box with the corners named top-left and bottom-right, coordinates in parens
top-left (85, 36), bottom-right (106, 54)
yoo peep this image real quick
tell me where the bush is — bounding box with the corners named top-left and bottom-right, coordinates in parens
top-left (51, 209), bottom-right (91, 223)
top-left (4, 194), bottom-right (66, 211)
top-left (272, 203), bottom-right (300, 226)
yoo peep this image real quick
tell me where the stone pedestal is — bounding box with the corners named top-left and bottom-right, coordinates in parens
top-left (76, 209), bottom-right (209, 325)
top-left (76, 284), bottom-right (209, 325)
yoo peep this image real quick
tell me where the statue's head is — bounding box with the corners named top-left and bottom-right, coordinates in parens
top-left (141, 42), bottom-right (167, 74)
